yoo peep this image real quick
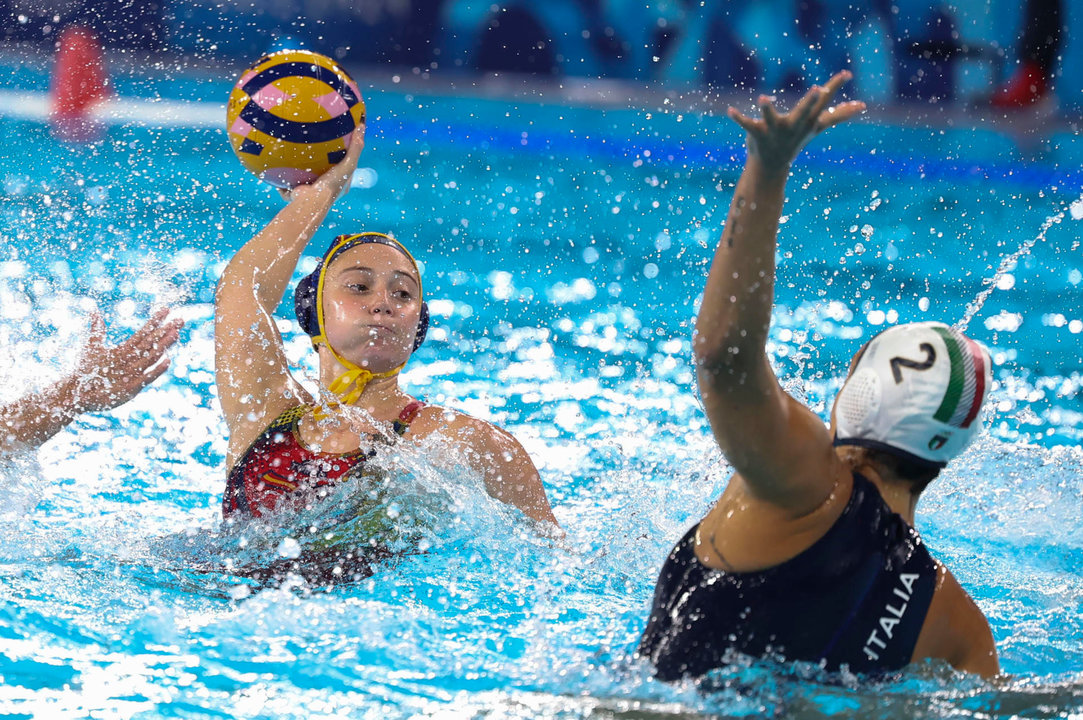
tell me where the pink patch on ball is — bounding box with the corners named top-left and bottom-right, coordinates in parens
top-left (313, 91), bottom-right (349, 117)
top-left (260, 166), bottom-right (319, 189)
top-left (229, 117), bottom-right (253, 137)
top-left (346, 79), bottom-right (361, 103)
top-left (251, 84), bottom-right (290, 110)
top-left (237, 69), bottom-right (258, 88)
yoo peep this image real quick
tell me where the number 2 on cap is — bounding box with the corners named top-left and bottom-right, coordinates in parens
top-left (889, 343), bottom-right (937, 384)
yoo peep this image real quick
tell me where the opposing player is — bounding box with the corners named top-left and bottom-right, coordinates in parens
top-left (638, 72), bottom-right (999, 679)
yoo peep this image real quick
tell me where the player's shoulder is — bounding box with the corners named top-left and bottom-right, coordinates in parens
top-left (915, 563), bottom-right (999, 677)
top-left (412, 403), bottom-right (513, 444)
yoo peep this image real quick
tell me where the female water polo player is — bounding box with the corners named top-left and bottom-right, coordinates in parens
top-left (638, 72), bottom-right (1000, 678)
top-left (1, 309), bottom-right (182, 453)
top-left (214, 126), bottom-right (557, 534)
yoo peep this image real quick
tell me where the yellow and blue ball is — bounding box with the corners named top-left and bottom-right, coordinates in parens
top-left (226, 49), bottom-right (365, 189)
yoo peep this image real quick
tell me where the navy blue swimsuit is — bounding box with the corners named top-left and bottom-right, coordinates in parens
top-left (638, 474), bottom-right (938, 679)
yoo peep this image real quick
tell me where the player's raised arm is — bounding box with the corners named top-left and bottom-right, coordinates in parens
top-left (694, 71), bottom-right (865, 512)
top-left (0, 309), bottom-right (182, 452)
top-left (214, 127), bottom-right (363, 462)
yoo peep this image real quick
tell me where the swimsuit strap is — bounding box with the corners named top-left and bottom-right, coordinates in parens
top-left (391, 400), bottom-right (426, 436)
top-left (304, 400), bottom-right (424, 436)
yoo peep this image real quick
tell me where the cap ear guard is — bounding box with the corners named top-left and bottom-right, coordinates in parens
top-left (836, 367), bottom-right (881, 437)
top-left (294, 271), bottom-right (320, 337)
top-left (413, 300), bottom-right (429, 350)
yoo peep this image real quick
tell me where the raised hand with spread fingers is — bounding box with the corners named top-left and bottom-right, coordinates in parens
top-left (0, 309), bottom-right (183, 452)
top-left (726, 70), bottom-right (866, 176)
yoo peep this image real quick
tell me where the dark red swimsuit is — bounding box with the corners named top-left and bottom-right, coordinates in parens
top-left (222, 401), bottom-right (426, 520)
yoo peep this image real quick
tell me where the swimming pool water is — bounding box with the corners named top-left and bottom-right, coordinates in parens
top-left (0, 67), bottom-right (1081, 718)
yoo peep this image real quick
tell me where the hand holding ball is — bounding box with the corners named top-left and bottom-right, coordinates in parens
top-left (226, 50), bottom-right (364, 189)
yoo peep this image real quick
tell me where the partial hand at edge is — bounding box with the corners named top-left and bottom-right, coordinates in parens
top-left (71, 308), bottom-right (184, 414)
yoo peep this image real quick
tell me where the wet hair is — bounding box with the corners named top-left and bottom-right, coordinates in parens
top-left (860, 447), bottom-right (941, 495)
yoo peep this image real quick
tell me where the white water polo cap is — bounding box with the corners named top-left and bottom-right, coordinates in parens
top-left (834, 322), bottom-right (992, 467)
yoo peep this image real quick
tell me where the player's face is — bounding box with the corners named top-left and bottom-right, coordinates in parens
top-left (320, 243), bottom-right (422, 372)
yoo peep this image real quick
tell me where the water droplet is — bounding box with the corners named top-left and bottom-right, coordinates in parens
top-left (277, 538), bottom-right (301, 559)
top-left (1070, 198), bottom-right (1083, 220)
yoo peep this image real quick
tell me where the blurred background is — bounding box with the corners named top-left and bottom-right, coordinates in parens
top-left (0, 0), bottom-right (1078, 113)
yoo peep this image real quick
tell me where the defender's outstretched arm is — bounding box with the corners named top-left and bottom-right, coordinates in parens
top-left (694, 72), bottom-right (864, 513)
top-left (0, 309), bottom-right (182, 452)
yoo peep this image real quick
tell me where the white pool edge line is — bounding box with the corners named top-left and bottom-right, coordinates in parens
top-left (0, 89), bottom-right (223, 127)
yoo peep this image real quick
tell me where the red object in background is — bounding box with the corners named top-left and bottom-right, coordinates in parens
top-left (50, 26), bottom-right (110, 141)
top-left (990, 61), bottom-right (1049, 109)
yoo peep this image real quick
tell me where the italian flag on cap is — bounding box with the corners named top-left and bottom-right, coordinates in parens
top-left (931, 326), bottom-right (987, 430)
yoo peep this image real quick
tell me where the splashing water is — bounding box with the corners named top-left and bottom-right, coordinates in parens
top-left (956, 194), bottom-right (1083, 333)
top-left (0, 68), bottom-right (1082, 717)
